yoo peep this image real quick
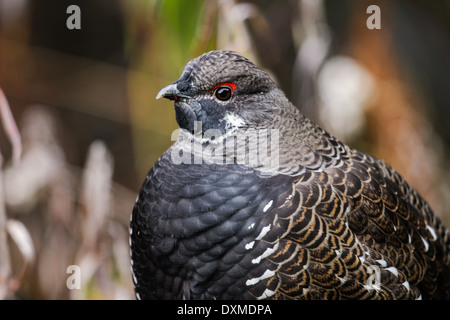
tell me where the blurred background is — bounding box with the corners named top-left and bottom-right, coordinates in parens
top-left (0, 0), bottom-right (449, 299)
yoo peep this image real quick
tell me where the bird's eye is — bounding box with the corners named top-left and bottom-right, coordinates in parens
top-left (215, 86), bottom-right (232, 101)
top-left (211, 82), bottom-right (236, 102)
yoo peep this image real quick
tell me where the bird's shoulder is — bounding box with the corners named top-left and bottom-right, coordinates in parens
top-left (263, 147), bottom-right (450, 299)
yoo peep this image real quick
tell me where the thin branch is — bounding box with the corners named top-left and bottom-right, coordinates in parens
top-left (0, 87), bottom-right (23, 299)
top-left (0, 89), bottom-right (22, 165)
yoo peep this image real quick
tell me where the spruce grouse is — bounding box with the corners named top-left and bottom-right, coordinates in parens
top-left (130, 50), bottom-right (450, 300)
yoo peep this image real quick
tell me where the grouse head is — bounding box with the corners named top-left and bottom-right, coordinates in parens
top-left (157, 50), bottom-right (348, 175)
top-left (157, 50), bottom-right (288, 135)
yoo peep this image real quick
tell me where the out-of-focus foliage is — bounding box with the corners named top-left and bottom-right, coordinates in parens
top-left (0, 0), bottom-right (449, 299)
top-left (158, 0), bottom-right (208, 54)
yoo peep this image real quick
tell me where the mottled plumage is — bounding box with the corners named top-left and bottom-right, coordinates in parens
top-left (130, 50), bottom-right (450, 300)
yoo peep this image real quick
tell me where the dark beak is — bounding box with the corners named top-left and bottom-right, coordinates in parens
top-left (156, 84), bottom-right (190, 101)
